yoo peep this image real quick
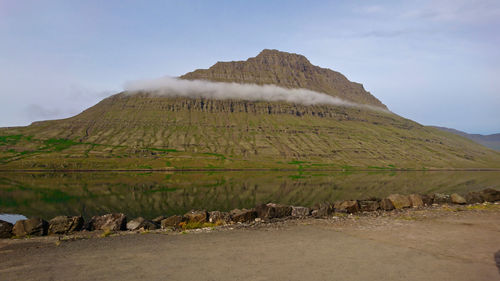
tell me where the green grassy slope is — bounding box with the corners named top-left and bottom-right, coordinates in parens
top-left (1, 93), bottom-right (499, 170)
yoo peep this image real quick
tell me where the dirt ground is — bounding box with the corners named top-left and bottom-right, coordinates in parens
top-left (1, 207), bottom-right (499, 281)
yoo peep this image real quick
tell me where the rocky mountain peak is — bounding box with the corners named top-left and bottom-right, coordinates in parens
top-left (180, 49), bottom-right (387, 109)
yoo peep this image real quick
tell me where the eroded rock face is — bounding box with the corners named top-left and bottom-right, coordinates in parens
top-left (450, 193), bottom-right (467, 205)
top-left (183, 210), bottom-right (208, 223)
top-left (421, 194), bottom-right (433, 206)
top-left (387, 194), bottom-right (411, 209)
top-left (291, 206), bottom-right (310, 217)
top-left (0, 220), bottom-right (13, 238)
top-left (408, 194), bottom-right (424, 208)
top-left (126, 217), bottom-right (158, 231)
top-left (465, 191), bottom-right (484, 204)
top-left (230, 209), bottom-right (257, 223)
top-left (161, 215), bottom-right (182, 229)
top-left (208, 211), bottom-right (231, 224)
top-left (49, 216), bottom-right (84, 234)
top-left (152, 216), bottom-right (166, 224)
top-left (312, 202), bottom-right (334, 217)
top-left (359, 200), bottom-right (380, 212)
top-left (334, 200), bottom-right (360, 213)
top-left (89, 213), bottom-right (127, 231)
top-left (12, 218), bottom-right (48, 237)
top-left (379, 198), bottom-right (395, 211)
top-left (480, 188), bottom-right (500, 202)
top-left (255, 203), bottom-right (292, 219)
top-left (433, 193), bottom-right (451, 204)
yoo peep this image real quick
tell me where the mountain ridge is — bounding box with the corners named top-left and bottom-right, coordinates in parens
top-left (431, 126), bottom-right (500, 151)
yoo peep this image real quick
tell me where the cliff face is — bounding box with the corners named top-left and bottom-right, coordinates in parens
top-left (181, 49), bottom-right (387, 109)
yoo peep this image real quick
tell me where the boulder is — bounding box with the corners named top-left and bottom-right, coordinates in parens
top-left (152, 216), bottom-right (166, 224)
top-left (208, 211), bottom-right (231, 224)
top-left (408, 194), bottom-right (424, 207)
top-left (387, 194), bottom-right (411, 209)
top-left (421, 194), bottom-right (433, 206)
top-left (312, 202), bottom-right (334, 217)
top-left (480, 188), bottom-right (500, 202)
top-left (291, 206), bottom-right (310, 217)
top-left (126, 217), bottom-right (158, 231)
top-left (230, 209), bottom-right (257, 223)
top-left (432, 193), bottom-right (451, 204)
top-left (89, 213), bottom-right (127, 231)
top-left (379, 198), bottom-right (395, 211)
top-left (183, 210), bottom-right (208, 223)
top-left (465, 191), bottom-right (484, 204)
top-left (334, 200), bottom-right (360, 213)
top-left (359, 200), bottom-right (380, 212)
top-left (12, 218), bottom-right (48, 237)
top-left (48, 216), bottom-right (84, 234)
top-left (0, 220), bottom-right (13, 238)
top-left (450, 193), bottom-right (466, 205)
top-left (255, 203), bottom-right (292, 219)
top-left (161, 215), bottom-right (182, 229)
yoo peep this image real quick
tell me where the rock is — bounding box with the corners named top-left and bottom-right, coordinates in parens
top-left (480, 188), bottom-right (500, 202)
top-left (89, 213), bottom-right (127, 231)
top-left (230, 209), bottom-right (257, 223)
top-left (255, 203), bottom-right (292, 219)
top-left (152, 216), bottom-right (166, 224)
top-left (312, 202), bottom-right (334, 217)
top-left (208, 211), bottom-right (231, 224)
top-left (0, 220), bottom-right (13, 238)
top-left (379, 198), bottom-right (395, 211)
top-left (183, 210), bottom-right (208, 223)
top-left (408, 194), bottom-right (424, 207)
top-left (432, 193), bottom-right (451, 204)
top-left (291, 206), bottom-right (310, 217)
top-left (126, 217), bottom-right (158, 231)
top-left (48, 216), bottom-right (84, 234)
top-left (359, 200), bottom-right (380, 212)
top-left (465, 191), bottom-right (484, 204)
top-left (161, 215), bottom-right (182, 229)
top-left (334, 200), bottom-right (360, 213)
top-left (12, 218), bottom-right (48, 237)
top-left (421, 194), bottom-right (433, 206)
top-left (450, 193), bottom-right (467, 205)
top-left (387, 194), bottom-right (411, 209)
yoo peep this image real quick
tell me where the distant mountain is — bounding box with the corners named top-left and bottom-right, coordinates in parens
top-left (1, 50), bottom-right (500, 170)
top-left (431, 126), bottom-right (500, 151)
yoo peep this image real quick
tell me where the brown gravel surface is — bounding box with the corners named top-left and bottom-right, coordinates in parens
top-left (1, 205), bottom-right (499, 281)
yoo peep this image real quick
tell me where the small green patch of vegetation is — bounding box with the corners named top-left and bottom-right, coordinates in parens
top-left (465, 203), bottom-right (499, 211)
top-left (43, 138), bottom-right (79, 151)
top-left (100, 229), bottom-right (112, 238)
top-left (180, 221), bottom-right (217, 230)
top-left (138, 165), bottom-right (153, 169)
top-left (288, 160), bottom-right (309, 165)
top-left (0, 134), bottom-right (23, 145)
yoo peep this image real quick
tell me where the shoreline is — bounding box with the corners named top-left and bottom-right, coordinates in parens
top-left (2, 188), bottom-right (499, 240)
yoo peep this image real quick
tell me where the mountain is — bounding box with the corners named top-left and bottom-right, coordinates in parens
top-left (181, 49), bottom-right (387, 109)
top-left (1, 50), bottom-right (500, 170)
top-left (431, 126), bottom-right (500, 151)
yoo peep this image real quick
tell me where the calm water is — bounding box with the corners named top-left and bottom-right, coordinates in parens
top-left (0, 171), bottom-right (499, 223)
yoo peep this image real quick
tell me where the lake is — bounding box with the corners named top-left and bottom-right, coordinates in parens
top-left (1, 171), bottom-right (499, 223)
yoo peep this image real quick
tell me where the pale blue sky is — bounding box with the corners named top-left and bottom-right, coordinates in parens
top-left (1, 0), bottom-right (499, 134)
